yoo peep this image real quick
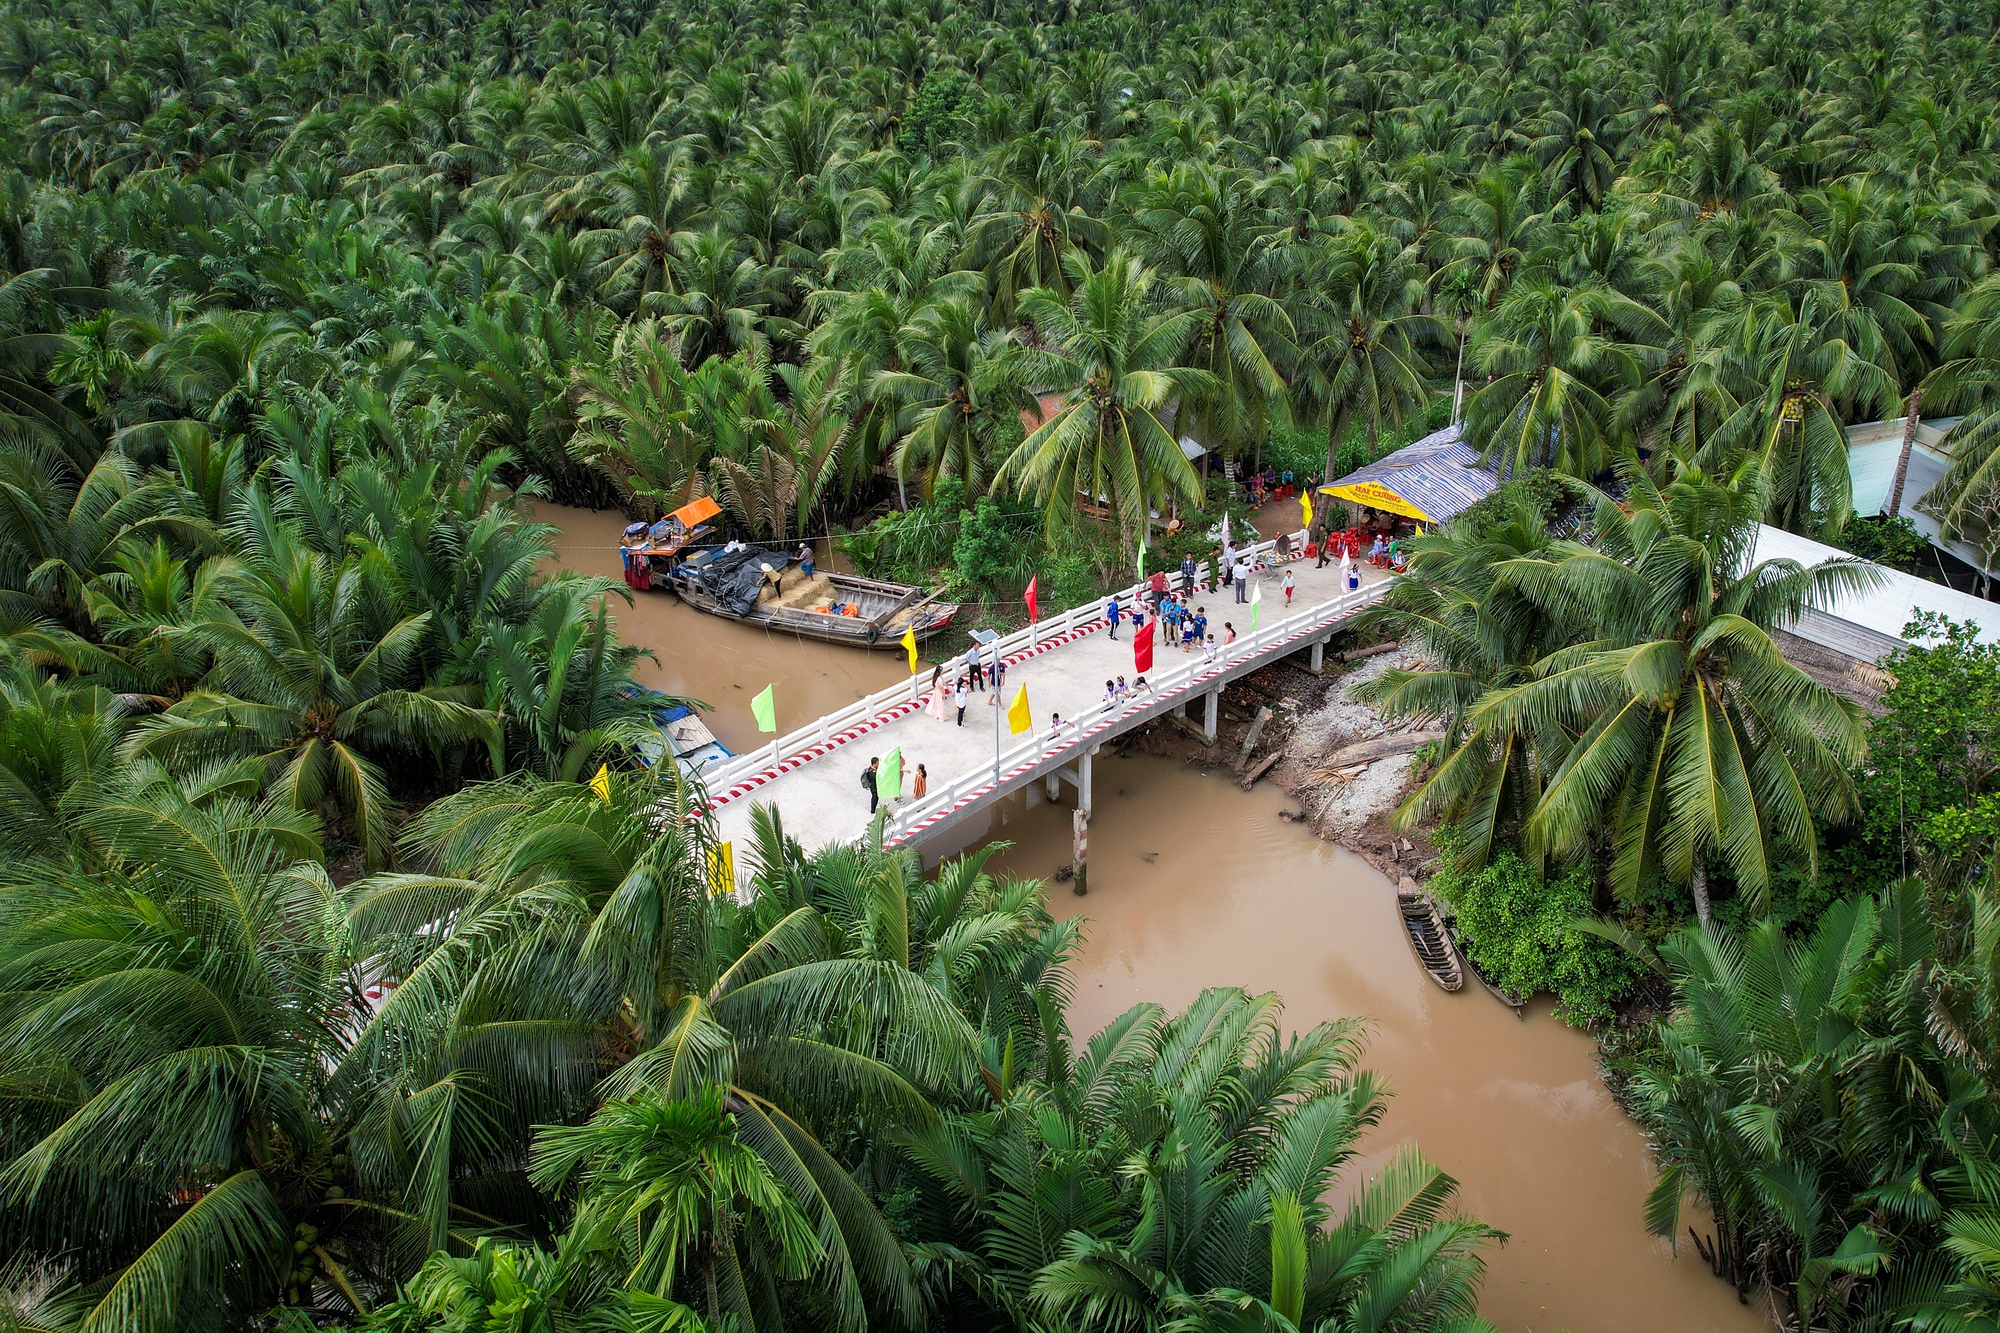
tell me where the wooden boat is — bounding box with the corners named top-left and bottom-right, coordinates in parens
top-left (664, 544), bottom-right (957, 649)
top-left (619, 496), bottom-right (723, 591)
top-left (1457, 941), bottom-right (1527, 1015)
top-left (1396, 877), bottom-right (1463, 992)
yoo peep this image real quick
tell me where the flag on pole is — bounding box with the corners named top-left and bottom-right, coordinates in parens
top-left (751, 684), bottom-right (776, 733)
top-left (707, 840), bottom-right (735, 896)
top-left (901, 625), bottom-right (919, 673)
top-left (1007, 684), bottom-right (1032, 734)
top-left (1134, 618), bottom-right (1155, 673)
top-left (1301, 491), bottom-right (1314, 532)
top-left (589, 763), bottom-right (611, 801)
top-left (876, 747), bottom-right (902, 799)
top-left (1024, 576), bottom-right (1038, 623)
top-left (1250, 580), bottom-right (1263, 630)
top-left (1137, 534), bottom-right (1147, 581)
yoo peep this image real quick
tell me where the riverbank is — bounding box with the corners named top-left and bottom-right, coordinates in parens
top-left (534, 500), bottom-right (1765, 1333)
top-left (949, 757), bottom-right (1762, 1333)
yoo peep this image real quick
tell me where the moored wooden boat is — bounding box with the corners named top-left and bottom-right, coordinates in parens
top-left (1396, 876), bottom-right (1463, 992)
top-left (1457, 943), bottom-right (1527, 1015)
top-left (665, 544), bottom-right (957, 648)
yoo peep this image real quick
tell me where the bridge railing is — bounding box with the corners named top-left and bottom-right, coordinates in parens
top-left (701, 536), bottom-right (1290, 797)
top-left (881, 575), bottom-right (1389, 842)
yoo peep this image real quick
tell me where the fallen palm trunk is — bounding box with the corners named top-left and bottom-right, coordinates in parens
top-left (1314, 729), bottom-right (1446, 772)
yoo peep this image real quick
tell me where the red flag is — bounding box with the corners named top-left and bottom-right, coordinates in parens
top-left (1024, 575), bottom-right (1038, 622)
top-left (1134, 618), bottom-right (1155, 673)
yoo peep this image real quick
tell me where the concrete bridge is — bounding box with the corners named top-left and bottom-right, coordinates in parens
top-left (699, 539), bottom-right (1394, 866)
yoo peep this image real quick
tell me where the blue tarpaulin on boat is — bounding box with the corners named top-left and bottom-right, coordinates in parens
top-left (1319, 424), bottom-right (1500, 524)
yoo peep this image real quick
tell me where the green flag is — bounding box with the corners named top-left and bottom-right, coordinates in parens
top-left (1250, 580), bottom-right (1263, 630)
top-left (751, 683), bottom-right (776, 733)
top-left (876, 747), bottom-right (902, 799)
top-left (1137, 534), bottom-right (1147, 580)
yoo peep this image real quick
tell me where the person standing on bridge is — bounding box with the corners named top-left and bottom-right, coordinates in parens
top-left (968, 651), bottom-right (985, 692)
top-left (1191, 607), bottom-right (1208, 649)
top-left (1283, 569), bottom-right (1296, 606)
top-left (954, 677), bottom-right (969, 726)
top-left (913, 763), bottom-right (928, 799)
top-left (1223, 621), bottom-right (1237, 646)
top-left (1105, 594), bottom-right (1122, 639)
top-left (1233, 560), bottom-right (1249, 603)
top-left (862, 756), bottom-right (881, 814)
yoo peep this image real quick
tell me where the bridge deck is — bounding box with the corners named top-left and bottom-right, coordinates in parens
top-left (707, 546), bottom-right (1393, 856)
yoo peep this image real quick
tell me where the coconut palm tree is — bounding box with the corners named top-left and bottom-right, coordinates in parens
top-left (0, 764), bottom-right (349, 1333)
top-left (1458, 460), bottom-right (1872, 922)
top-left (339, 788), bottom-right (1047, 1332)
top-left (123, 517), bottom-right (500, 865)
top-left (1292, 223), bottom-right (1437, 480)
top-left (907, 987), bottom-right (1505, 1331)
top-left (994, 249), bottom-right (1212, 553)
top-left (870, 297), bottom-right (1028, 498)
top-left (1125, 162), bottom-right (1297, 455)
top-left (1357, 496), bottom-right (1579, 871)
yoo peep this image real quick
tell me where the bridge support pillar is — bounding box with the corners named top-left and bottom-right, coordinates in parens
top-left (1309, 637), bottom-right (1326, 673)
top-left (1077, 747), bottom-right (1094, 819)
top-left (1203, 688), bottom-right (1220, 744)
top-left (1044, 772), bottom-right (1060, 802)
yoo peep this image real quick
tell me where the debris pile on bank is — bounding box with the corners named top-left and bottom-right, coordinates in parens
top-left (1268, 643), bottom-right (1441, 873)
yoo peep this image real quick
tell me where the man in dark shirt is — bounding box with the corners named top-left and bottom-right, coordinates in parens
top-left (861, 756), bottom-right (880, 813)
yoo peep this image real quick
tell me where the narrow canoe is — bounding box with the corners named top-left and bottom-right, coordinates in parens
top-left (1396, 878), bottom-right (1463, 992)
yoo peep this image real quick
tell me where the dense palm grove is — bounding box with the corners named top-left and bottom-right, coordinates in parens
top-left (10, 0), bottom-right (2000, 1325)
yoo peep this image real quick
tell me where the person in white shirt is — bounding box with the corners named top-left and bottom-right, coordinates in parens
top-left (1102, 679), bottom-right (1117, 707)
top-left (1203, 635), bottom-right (1217, 664)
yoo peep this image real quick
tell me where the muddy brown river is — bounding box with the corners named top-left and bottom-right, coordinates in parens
top-left (541, 503), bottom-right (1766, 1333)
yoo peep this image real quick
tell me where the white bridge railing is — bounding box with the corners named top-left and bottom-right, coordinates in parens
top-left (877, 575), bottom-right (1389, 842)
top-left (700, 536), bottom-right (1346, 798)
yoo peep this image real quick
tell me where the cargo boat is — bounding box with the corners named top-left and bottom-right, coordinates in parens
top-left (662, 543), bottom-right (957, 649)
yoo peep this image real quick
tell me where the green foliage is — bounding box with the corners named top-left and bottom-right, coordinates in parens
top-left (1451, 471), bottom-right (1579, 536)
top-left (1428, 830), bottom-right (1638, 1026)
top-left (1624, 874), bottom-right (2000, 1329)
top-left (897, 74), bottom-right (974, 158)
top-left (1843, 613), bottom-right (2000, 876)
top-left (1834, 514), bottom-right (1928, 573)
top-left (950, 494), bottom-right (1031, 589)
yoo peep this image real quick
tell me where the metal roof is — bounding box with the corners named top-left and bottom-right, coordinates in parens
top-left (1750, 523), bottom-right (2000, 657)
top-left (1318, 424), bottom-right (1500, 524)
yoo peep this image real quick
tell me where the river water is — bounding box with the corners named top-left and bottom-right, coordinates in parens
top-left (536, 503), bottom-right (904, 751)
top-left (539, 502), bottom-right (1765, 1333)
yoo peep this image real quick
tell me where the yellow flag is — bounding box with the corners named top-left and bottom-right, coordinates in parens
top-left (1301, 491), bottom-right (1314, 532)
top-left (707, 840), bottom-right (735, 896)
top-left (901, 624), bottom-right (918, 673)
top-left (1007, 684), bottom-right (1032, 735)
top-left (589, 763), bottom-right (611, 801)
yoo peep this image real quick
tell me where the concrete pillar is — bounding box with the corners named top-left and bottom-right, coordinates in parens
top-left (1203, 688), bottom-right (1220, 743)
top-left (1078, 748), bottom-right (1094, 819)
top-left (1309, 637), bottom-right (1325, 673)
top-left (1045, 772), bottom-right (1060, 802)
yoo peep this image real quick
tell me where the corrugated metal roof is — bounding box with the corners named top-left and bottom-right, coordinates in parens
top-left (1318, 424), bottom-right (1500, 524)
top-left (1750, 523), bottom-right (2000, 652)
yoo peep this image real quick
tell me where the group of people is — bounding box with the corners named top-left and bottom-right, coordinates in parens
top-left (858, 754), bottom-right (928, 814)
top-left (925, 653), bottom-right (1008, 727)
